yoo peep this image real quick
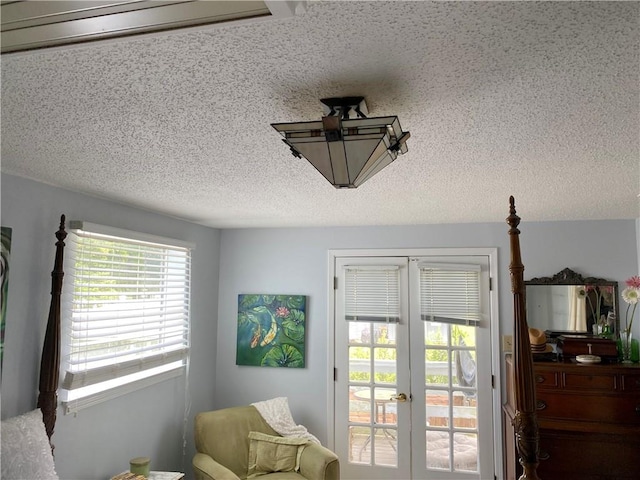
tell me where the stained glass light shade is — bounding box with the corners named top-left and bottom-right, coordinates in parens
top-left (272, 107), bottom-right (410, 189)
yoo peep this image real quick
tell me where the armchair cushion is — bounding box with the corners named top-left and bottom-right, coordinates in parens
top-left (0, 408), bottom-right (58, 480)
top-left (247, 432), bottom-right (307, 478)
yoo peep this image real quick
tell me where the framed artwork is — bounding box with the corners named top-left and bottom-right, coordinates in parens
top-left (236, 294), bottom-right (306, 368)
top-left (1, 226), bottom-right (12, 372)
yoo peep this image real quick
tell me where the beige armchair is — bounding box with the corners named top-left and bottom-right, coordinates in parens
top-left (193, 405), bottom-right (340, 480)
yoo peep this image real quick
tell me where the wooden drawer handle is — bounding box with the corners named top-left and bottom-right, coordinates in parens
top-left (536, 400), bottom-right (547, 411)
top-left (535, 375), bottom-right (545, 383)
top-left (539, 451), bottom-right (550, 461)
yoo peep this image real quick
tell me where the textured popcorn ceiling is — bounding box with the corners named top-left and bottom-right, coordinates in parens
top-left (1, 1), bottom-right (639, 228)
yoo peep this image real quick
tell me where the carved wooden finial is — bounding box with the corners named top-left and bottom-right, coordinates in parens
top-left (55, 215), bottom-right (67, 244)
top-left (507, 195), bottom-right (521, 233)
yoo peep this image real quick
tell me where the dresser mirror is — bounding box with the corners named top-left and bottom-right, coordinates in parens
top-left (525, 268), bottom-right (619, 337)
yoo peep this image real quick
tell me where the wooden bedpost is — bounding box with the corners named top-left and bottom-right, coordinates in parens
top-left (506, 197), bottom-right (540, 479)
top-left (37, 215), bottom-right (66, 450)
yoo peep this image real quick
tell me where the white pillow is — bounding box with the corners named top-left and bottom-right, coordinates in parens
top-left (1, 408), bottom-right (59, 480)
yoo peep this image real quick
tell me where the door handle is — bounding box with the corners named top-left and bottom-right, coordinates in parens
top-left (390, 393), bottom-right (408, 402)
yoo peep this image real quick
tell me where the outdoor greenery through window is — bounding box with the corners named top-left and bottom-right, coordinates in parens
top-left (61, 221), bottom-right (192, 412)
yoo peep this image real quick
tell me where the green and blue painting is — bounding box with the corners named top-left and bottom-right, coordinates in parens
top-left (1, 226), bottom-right (12, 373)
top-left (236, 294), bottom-right (306, 368)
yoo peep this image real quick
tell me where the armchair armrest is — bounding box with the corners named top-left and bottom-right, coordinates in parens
top-left (299, 443), bottom-right (340, 480)
top-left (193, 453), bottom-right (241, 480)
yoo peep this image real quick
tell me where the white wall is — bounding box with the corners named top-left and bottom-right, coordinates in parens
top-left (637, 217), bottom-right (640, 273)
top-left (0, 174), bottom-right (221, 479)
top-left (216, 217), bottom-right (638, 445)
top-left (2, 173), bottom-right (637, 479)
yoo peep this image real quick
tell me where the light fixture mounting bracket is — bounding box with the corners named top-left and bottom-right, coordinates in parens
top-left (320, 96), bottom-right (368, 119)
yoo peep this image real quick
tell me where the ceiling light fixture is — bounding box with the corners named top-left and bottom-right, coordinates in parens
top-left (271, 97), bottom-right (410, 189)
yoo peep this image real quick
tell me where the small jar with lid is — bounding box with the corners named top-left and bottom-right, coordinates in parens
top-left (130, 457), bottom-right (150, 478)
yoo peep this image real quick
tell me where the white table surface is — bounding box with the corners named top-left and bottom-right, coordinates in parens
top-left (112, 471), bottom-right (184, 480)
top-left (148, 472), bottom-right (184, 480)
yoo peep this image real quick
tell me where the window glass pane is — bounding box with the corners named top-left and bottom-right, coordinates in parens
top-left (349, 322), bottom-right (371, 345)
top-left (373, 387), bottom-right (397, 425)
top-left (374, 347), bottom-right (396, 384)
top-left (424, 322), bottom-right (447, 346)
top-left (426, 389), bottom-right (449, 427)
top-left (453, 349), bottom-right (476, 389)
top-left (453, 390), bottom-right (477, 429)
top-left (349, 426), bottom-right (371, 464)
top-left (349, 386), bottom-right (371, 423)
top-left (374, 428), bottom-right (397, 467)
top-left (373, 323), bottom-right (396, 345)
top-left (425, 349), bottom-right (449, 386)
top-left (349, 346), bottom-right (370, 382)
top-left (453, 432), bottom-right (478, 472)
top-left (426, 430), bottom-right (451, 470)
top-left (452, 325), bottom-right (476, 347)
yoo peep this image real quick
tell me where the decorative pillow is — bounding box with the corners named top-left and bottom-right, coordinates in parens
top-left (1, 408), bottom-right (59, 480)
top-left (247, 431), bottom-right (308, 478)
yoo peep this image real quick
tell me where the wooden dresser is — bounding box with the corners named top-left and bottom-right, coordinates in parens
top-left (504, 355), bottom-right (640, 479)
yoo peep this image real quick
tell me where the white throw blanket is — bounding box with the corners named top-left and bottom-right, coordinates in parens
top-left (251, 397), bottom-right (320, 444)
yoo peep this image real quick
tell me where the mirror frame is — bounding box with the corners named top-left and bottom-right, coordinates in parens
top-left (525, 267), bottom-right (619, 337)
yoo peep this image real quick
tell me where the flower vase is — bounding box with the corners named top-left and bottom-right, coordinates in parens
top-left (620, 330), bottom-right (633, 363)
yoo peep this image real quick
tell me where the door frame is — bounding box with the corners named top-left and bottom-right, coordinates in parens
top-left (327, 248), bottom-right (503, 478)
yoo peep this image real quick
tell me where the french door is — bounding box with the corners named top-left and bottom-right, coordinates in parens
top-left (333, 253), bottom-right (495, 480)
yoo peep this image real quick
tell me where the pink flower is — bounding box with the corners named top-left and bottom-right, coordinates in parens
top-left (625, 276), bottom-right (640, 289)
top-left (275, 307), bottom-right (290, 318)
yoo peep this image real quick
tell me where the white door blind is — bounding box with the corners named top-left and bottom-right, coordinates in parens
top-left (62, 222), bottom-right (191, 394)
top-left (419, 263), bottom-right (482, 327)
top-left (344, 265), bottom-right (400, 322)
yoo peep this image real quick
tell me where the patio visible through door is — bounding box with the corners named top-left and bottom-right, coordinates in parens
top-left (333, 252), bottom-right (495, 480)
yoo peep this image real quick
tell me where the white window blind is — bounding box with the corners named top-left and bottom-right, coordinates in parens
top-left (61, 221), bottom-right (192, 408)
top-left (344, 265), bottom-right (400, 322)
top-left (419, 263), bottom-right (481, 327)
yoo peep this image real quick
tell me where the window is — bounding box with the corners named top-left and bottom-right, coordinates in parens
top-left (344, 265), bottom-right (401, 323)
top-left (419, 263), bottom-right (482, 326)
top-left (61, 221), bottom-right (192, 412)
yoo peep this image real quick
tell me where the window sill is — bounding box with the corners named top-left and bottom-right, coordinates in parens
top-left (62, 366), bottom-right (184, 414)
